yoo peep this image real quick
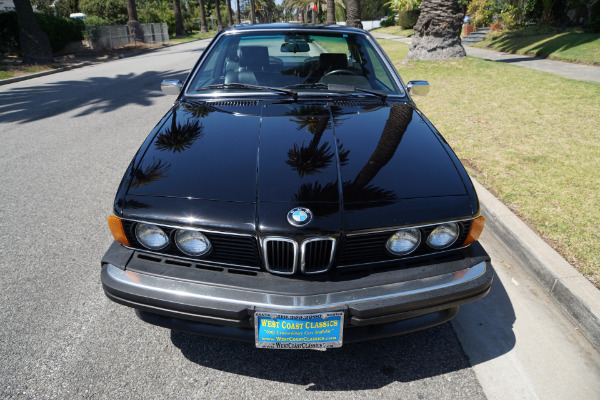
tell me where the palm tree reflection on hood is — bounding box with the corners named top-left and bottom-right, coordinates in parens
top-left (291, 103), bottom-right (413, 211)
top-left (344, 103), bottom-right (413, 205)
top-left (286, 105), bottom-right (349, 177)
top-left (131, 158), bottom-right (171, 188)
top-left (155, 103), bottom-right (211, 153)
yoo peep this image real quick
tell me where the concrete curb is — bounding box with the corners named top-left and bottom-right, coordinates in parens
top-left (474, 178), bottom-right (600, 351)
top-left (0, 62), bottom-right (93, 86)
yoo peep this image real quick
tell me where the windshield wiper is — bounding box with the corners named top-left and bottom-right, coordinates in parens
top-left (204, 83), bottom-right (296, 99)
top-left (285, 83), bottom-right (387, 102)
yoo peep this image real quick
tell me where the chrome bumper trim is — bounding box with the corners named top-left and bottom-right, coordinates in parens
top-left (106, 261), bottom-right (487, 311)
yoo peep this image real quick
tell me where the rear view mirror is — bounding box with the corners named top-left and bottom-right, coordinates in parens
top-left (280, 42), bottom-right (310, 53)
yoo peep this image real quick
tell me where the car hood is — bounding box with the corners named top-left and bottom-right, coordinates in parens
top-left (121, 99), bottom-right (476, 233)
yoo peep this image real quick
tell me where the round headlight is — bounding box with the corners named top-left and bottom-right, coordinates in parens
top-left (386, 228), bottom-right (421, 256)
top-left (175, 229), bottom-right (211, 256)
top-left (135, 223), bottom-right (169, 250)
top-left (427, 223), bottom-right (459, 249)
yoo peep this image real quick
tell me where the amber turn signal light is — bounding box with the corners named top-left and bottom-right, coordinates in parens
top-left (463, 215), bottom-right (485, 246)
top-left (108, 215), bottom-right (130, 247)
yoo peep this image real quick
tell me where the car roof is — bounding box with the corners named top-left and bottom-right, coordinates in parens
top-left (221, 23), bottom-right (367, 35)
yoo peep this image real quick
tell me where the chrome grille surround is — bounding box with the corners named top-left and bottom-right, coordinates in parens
top-left (301, 237), bottom-right (336, 274)
top-left (262, 237), bottom-right (298, 275)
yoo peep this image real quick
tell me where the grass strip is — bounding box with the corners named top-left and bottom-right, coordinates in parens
top-left (473, 28), bottom-right (600, 65)
top-left (170, 31), bottom-right (215, 44)
top-left (371, 26), bottom-right (414, 37)
top-left (378, 38), bottom-right (600, 286)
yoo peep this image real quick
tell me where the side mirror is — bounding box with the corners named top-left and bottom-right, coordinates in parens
top-left (406, 81), bottom-right (429, 96)
top-left (161, 80), bottom-right (183, 95)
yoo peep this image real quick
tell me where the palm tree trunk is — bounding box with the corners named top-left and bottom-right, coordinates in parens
top-left (198, 0), bottom-right (208, 32)
top-left (346, 0), bottom-right (362, 28)
top-left (406, 0), bottom-right (465, 61)
top-left (172, 0), bottom-right (186, 36)
top-left (13, 0), bottom-right (53, 64)
top-left (236, 0), bottom-right (241, 24)
top-left (250, 0), bottom-right (256, 24)
top-left (126, 0), bottom-right (144, 43)
top-left (215, 0), bottom-right (224, 30)
top-left (326, 0), bottom-right (336, 24)
top-left (226, 0), bottom-right (234, 26)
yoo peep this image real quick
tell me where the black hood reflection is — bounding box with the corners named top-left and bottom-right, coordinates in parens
top-left (123, 99), bottom-right (472, 232)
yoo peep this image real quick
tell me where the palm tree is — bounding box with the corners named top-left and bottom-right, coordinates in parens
top-left (326, 0), bottom-right (335, 24)
top-left (215, 0), bottom-right (224, 30)
top-left (250, 0), bottom-right (256, 24)
top-left (406, 0), bottom-right (465, 61)
top-left (236, 0), bottom-right (241, 24)
top-left (173, 0), bottom-right (186, 36)
top-left (226, 0), bottom-right (234, 26)
top-left (198, 0), bottom-right (208, 32)
top-left (13, 0), bottom-right (53, 64)
top-left (346, 0), bottom-right (362, 28)
top-left (126, 0), bottom-right (145, 43)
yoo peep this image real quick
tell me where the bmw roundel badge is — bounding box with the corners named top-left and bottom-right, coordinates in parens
top-left (287, 207), bottom-right (313, 227)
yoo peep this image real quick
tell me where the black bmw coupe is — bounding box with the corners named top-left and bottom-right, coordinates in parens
top-left (102, 23), bottom-right (493, 349)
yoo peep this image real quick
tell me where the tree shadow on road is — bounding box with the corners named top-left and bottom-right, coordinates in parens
top-left (0, 69), bottom-right (189, 124)
top-left (171, 273), bottom-right (515, 391)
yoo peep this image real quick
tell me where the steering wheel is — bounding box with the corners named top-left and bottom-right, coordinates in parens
top-left (324, 69), bottom-right (358, 77)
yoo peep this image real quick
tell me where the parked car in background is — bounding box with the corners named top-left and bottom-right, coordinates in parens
top-left (102, 23), bottom-right (493, 349)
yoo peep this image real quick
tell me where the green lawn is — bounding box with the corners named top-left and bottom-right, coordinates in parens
top-left (378, 39), bottom-right (600, 286)
top-left (473, 28), bottom-right (600, 65)
top-left (170, 30), bottom-right (215, 44)
top-left (371, 26), bottom-right (414, 37)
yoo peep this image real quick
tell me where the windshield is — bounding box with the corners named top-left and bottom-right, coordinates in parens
top-left (186, 31), bottom-right (402, 96)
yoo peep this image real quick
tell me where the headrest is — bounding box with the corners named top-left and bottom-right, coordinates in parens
top-left (239, 46), bottom-right (269, 68)
top-left (319, 53), bottom-right (348, 71)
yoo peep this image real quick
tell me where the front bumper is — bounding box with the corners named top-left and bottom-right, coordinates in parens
top-left (101, 241), bottom-right (493, 343)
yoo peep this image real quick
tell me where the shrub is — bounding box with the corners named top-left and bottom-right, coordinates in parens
top-left (380, 15), bottom-right (396, 27)
top-left (398, 9), bottom-right (420, 29)
top-left (80, 0), bottom-right (128, 25)
top-left (0, 12), bottom-right (85, 55)
top-left (466, 0), bottom-right (496, 28)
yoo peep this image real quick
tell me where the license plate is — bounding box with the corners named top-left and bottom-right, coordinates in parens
top-left (254, 312), bottom-right (344, 349)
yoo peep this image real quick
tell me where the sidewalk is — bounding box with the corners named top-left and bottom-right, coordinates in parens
top-left (370, 31), bottom-right (600, 83)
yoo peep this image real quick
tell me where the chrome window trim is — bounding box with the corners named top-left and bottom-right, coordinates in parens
top-left (105, 260), bottom-right (488, 310)
top-left (300, 237), bottom-right (337, 275)
top-left (262, 236), bottom-right (299, 275)
top-left (183, 28), bottom-right (406, 98)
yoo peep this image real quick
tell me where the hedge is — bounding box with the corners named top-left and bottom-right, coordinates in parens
top-left (0, 12), bottom-right (85, 55)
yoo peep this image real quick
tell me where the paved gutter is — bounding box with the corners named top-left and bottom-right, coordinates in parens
top-left (473, 178), bottom-right (600, 352)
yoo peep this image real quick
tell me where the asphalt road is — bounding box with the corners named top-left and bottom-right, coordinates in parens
top-left (1, 39), bottom-right (599, 399)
